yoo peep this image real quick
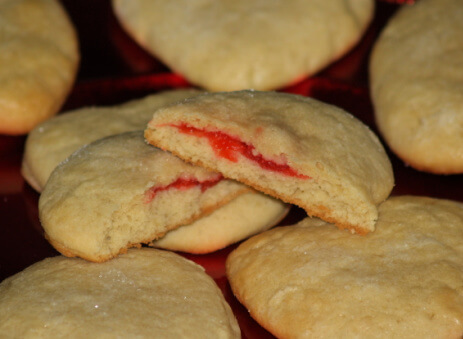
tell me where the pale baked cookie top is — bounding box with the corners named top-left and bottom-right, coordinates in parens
top-left (112, 0), bottom-right (374, 91)
top-left (22, 89), bottom-right (201, 192)
top-left (145, 90), bottom-right (394, 234)
top-left (226, 196), bottom-right (463, 338)
top-left (370, 0), bottom-right (463, 174)
top-left (151, 191), bottom-right (289, 254)
top-left (0, 0), bottom-right (79, 135)
top-left (0, 248), bottom-right (240, 338)
top-left (39, 131), bottom-right (248, 262)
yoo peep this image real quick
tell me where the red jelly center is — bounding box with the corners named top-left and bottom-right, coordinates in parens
top-left (172, 123), bottom-right (309, 179)
top-left (145, 175), bottom-right (223, 204)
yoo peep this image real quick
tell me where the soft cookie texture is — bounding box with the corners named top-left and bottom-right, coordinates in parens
top-left (0, 0), bottom-right (79, 135)
top-left (22, 89), bottom-right (201, 192)
top-left (226, 196), bottom-right (463, 338)
top-left (39, 131), bottom-right (249, 262)
top-left (145, 90), bottom-right (394, 234)
top-left (370, 0), bottom-right (463, 174)
top-left (152, 191), bottom-right (289, 254)
top-left (0, 249), bottom-right (240, 338)
top-left (112, 0), bottom-right (374, 91)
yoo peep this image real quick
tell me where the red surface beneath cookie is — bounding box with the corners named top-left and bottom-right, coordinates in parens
top-left (144, 175), bottom-right (223, 203)
top-left (172, 123), bottom-right (310, 179)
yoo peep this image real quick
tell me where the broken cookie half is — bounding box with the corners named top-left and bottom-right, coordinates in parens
top-left (145, 90), bottom-right (394, 234)
top-left (39, 131), bottom-right (250, 262)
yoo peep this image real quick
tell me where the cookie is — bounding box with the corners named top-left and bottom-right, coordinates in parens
top-left (226, 196), bottom-right (463, 338)
top-left (152, 191), bottom-right (289, 254)
top-left (39, 131), bottom-right (249, 262)
top-left (0, 0), bottom-right (79, 135)
top-left (0, 248), bottom-right (240, 338)
top-left (145, 90), bottom-right (394, 234)
top-left (370, 0), bottom-right (463, 174)
top-left (112, 0), bottom-right (374, 91)
top-left (22, 89), bottom-right (201, 192)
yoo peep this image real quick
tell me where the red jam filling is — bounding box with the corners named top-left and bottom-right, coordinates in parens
top-left (171, 123), bottom-right (309, 179)
top-left (144, 175), bottom-right (223, 203)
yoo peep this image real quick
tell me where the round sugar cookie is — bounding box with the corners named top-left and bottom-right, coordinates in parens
top-left (22, 89), bottom-right (201, 192)
top-left (226, 196), bottom-right (463, 338)
top-left (0, 0), bottom-right (79, 135)
top-left (39, 131), bottom-right (249, 262)
top-left (152, 191), bottom-right (289, 254)
top-left (0, 248), bottom-right (240, 338)
top-left (112, 0), bottom-right (374, 91)
top-left (370, 0), bottom-right (463, 174)
top-left (145, 90), bottom-right (394, 235)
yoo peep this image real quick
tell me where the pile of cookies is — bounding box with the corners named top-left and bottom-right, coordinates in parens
top-left (1, 0), bottom-right (463, 337)
top-left (30, 87), bottom-right (394, 262)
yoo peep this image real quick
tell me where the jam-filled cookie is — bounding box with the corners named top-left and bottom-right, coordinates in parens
top-left (39, 131), bottom-right (249, 262)
top-left (145, 90), bottom-right (394, 234)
